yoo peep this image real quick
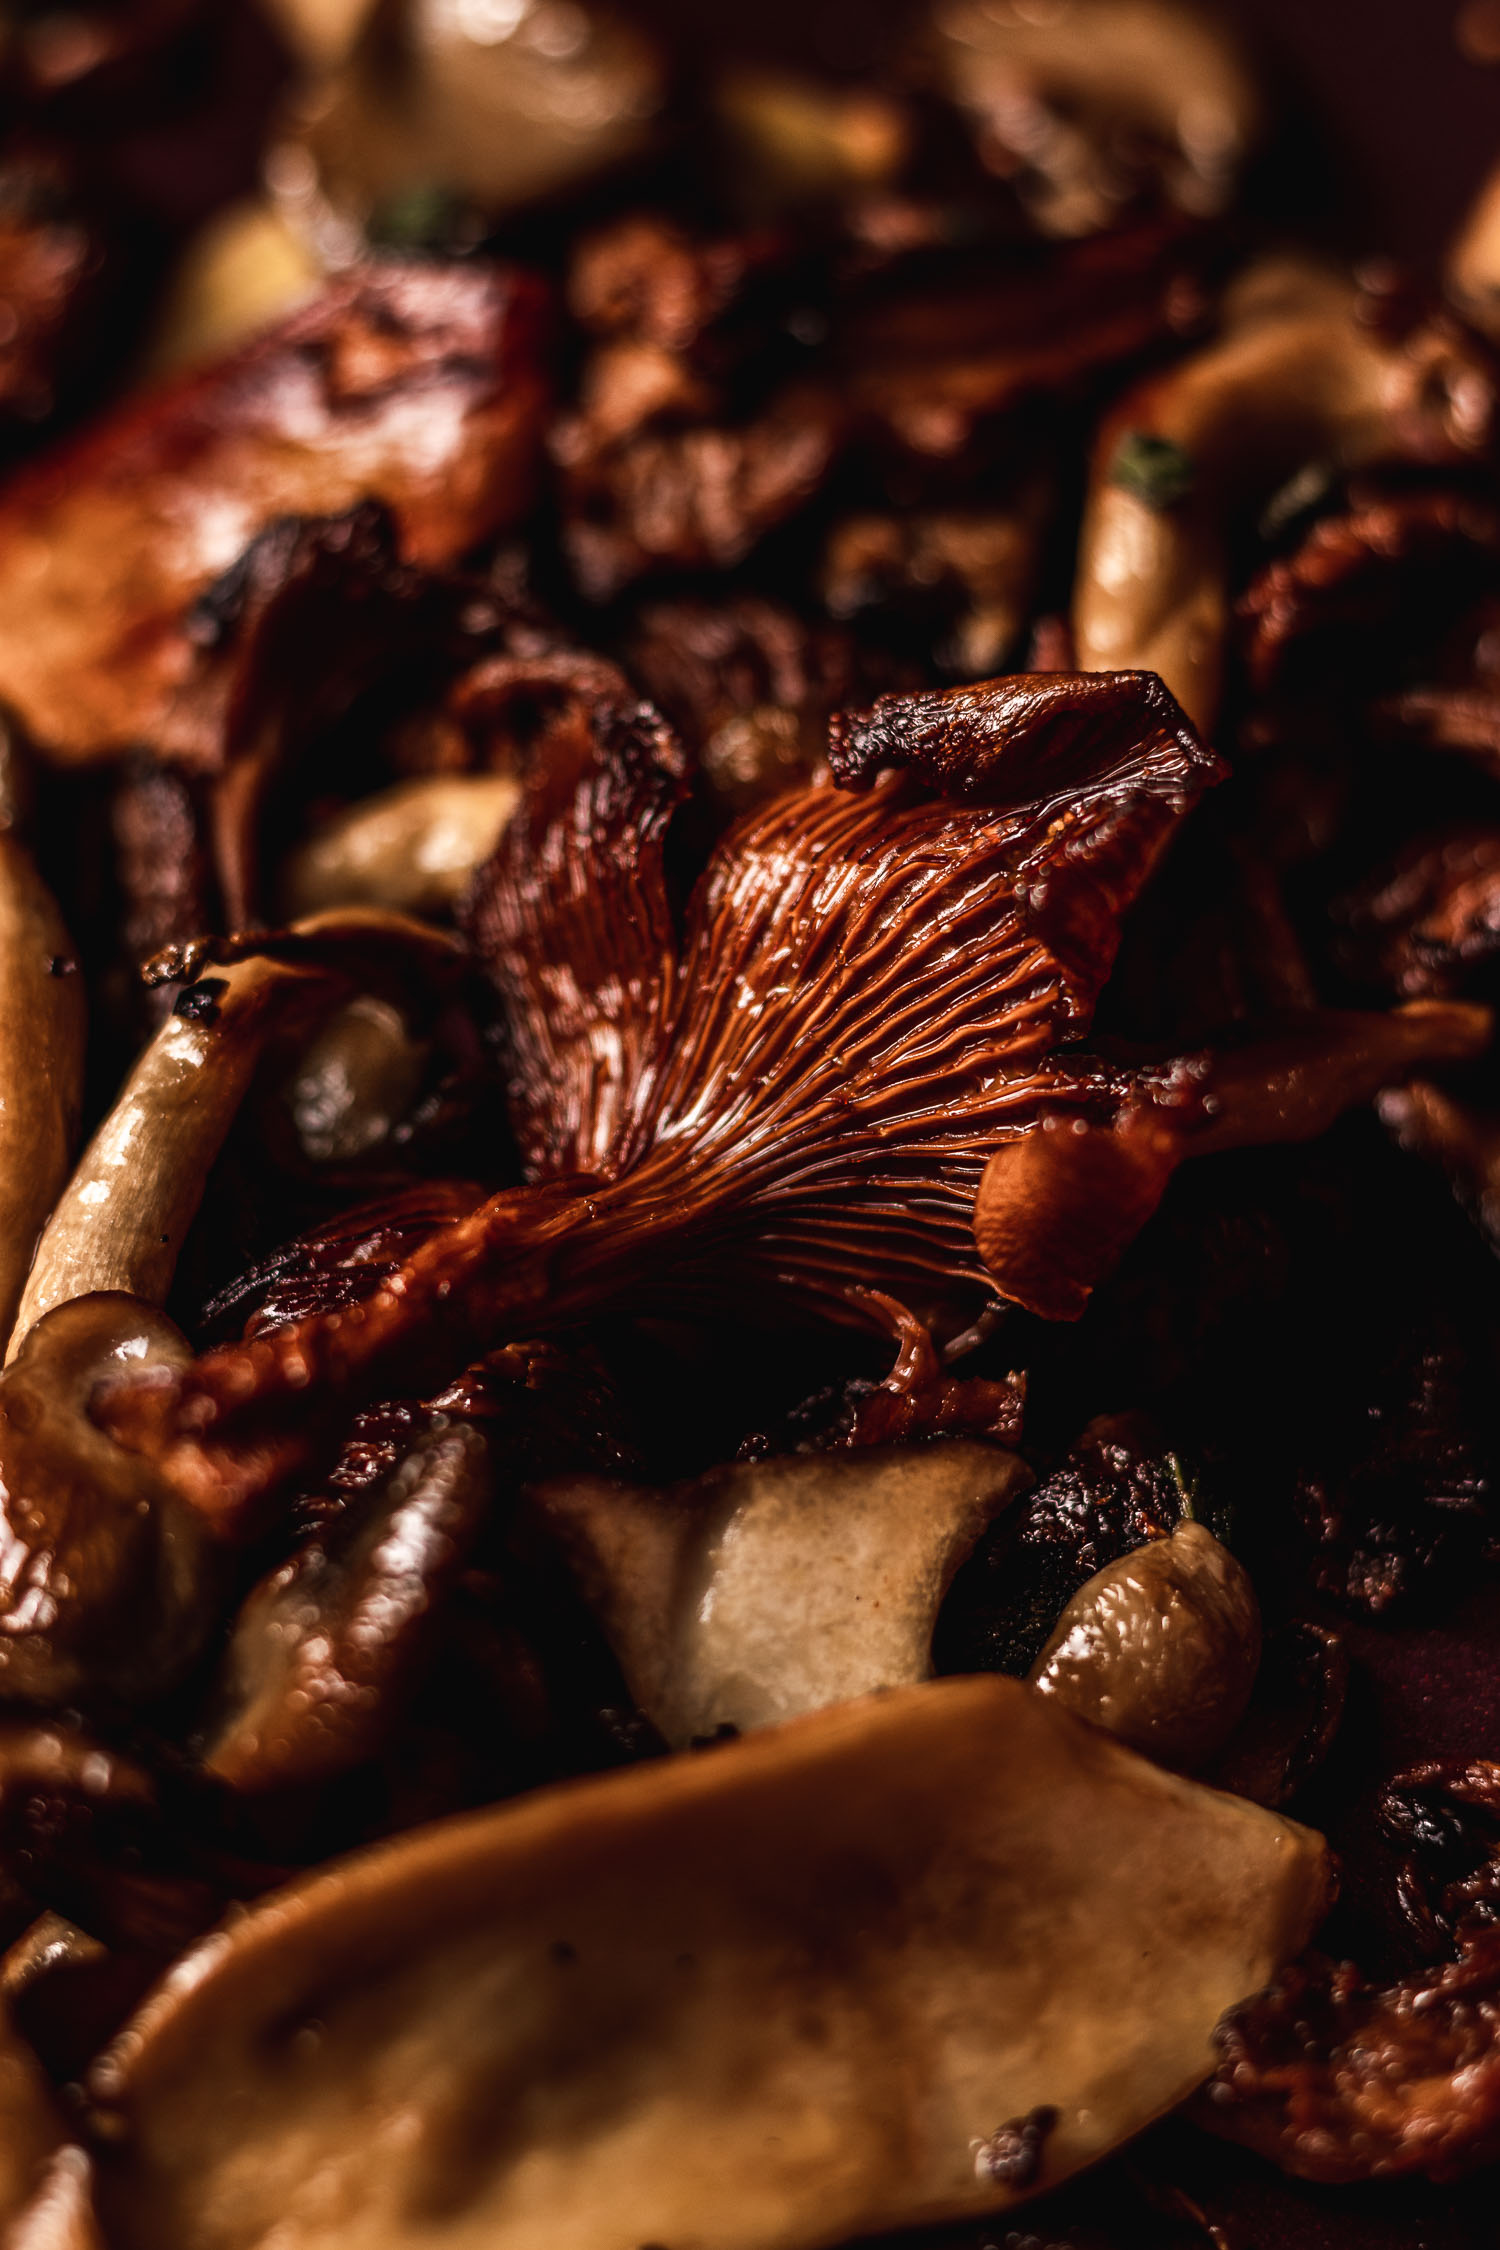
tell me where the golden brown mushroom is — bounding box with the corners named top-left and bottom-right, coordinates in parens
top-left (8, 909), bottom-right (459, 1358)
top-left (89, 1677), bottom-right (1330, 2250)
top-left (1072, 261), bottom-right (1495, 729)
top-left (530, 1438), bottom-right (1031, 1746)
top-left (1029, 1518), bottom-right (1261, 1770)
top-left (279, 772), bottom-right (520, 920)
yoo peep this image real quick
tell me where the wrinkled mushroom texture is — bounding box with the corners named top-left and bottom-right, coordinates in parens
top-left (202, 1422), bottom-right (493, 1795)
top-left (1072, 259), bottom-right (1496, 729)
top-left (9, 909), bottom-right (460, 1359)
top-left (96, 670), bottom-right (1222, 1525)
top-left (0, 1297), bottom-right (216, 1708)
top-left (0, 1998), bottom-right (63, 2227)
top-left (1029, 1519), bottom-right (1261, 1771)
top-left (974, 1001), bottom-right (1491, 1319)
top-left (280, 774), bottom-right (521, 920)
top-left (933, 0), bottom-right (1259, 236)
top-left (0, 260), bottom-right (552, 764)
top-left (530, 1438), bottom-right (1031, 1747)
top-left (89, 1678), bottom-right (1330, 2250)
top-left (0, 837), bottom-right (85, 1348)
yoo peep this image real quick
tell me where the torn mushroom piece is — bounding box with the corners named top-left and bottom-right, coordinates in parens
top-left (931, 0), bottom-right (1259, 238)
top-left (529, 1439), bottom-right (1030, 1748)
top-left (974, 1002), bottom-right (1492, 1319)
top-left (0, 1298), bottom-right (216, 1710)
top-left (1447, 159), bottom-right (1500, 342)
top-left (1072, 260), bottom-right (1495, 730)
top-left (1028, 1519), bottom-right (1260, 1772)
top-left (0, 260), bottom-right (552, 765)
top-left (88, 1677), bottom-right (1330, 2250)
top-left (8, 908), bottom-right (460, 1357)
top-left (200, 1421), bottom-right (493, 1799)
top-left (96, 670), bottom-right (1224, 1525)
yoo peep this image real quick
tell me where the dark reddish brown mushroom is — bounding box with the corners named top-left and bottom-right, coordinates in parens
top-left (0, 260), bottom-right (552, 765)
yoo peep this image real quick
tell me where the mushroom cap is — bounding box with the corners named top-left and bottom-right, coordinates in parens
top-left (91, 1676), bottom-right (1330, 2250)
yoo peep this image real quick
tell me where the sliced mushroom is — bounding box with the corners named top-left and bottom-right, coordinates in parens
top-left (201, 1422), bottom-right (493, 1796)
top-left (530, 1439), bottom-right (1031, 1746)
top-left (1028, 1519), bottom-right (1260, 1771)
top-left (280, 772), bottom-right (520, 919)
top-left (0, 1298), bottom-right (216, 1708)
top-left (1072, 260), bottom-right (1495, 728)
top-left (89, 1676), bottom-right (1331, 2250)
top-left (9, 910), bottom-right (458, 1357)
top-left (0, 835), bottom-right (85, 1348)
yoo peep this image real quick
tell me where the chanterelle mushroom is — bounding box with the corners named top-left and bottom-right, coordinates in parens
top-left (88, 1676), bottom-right (1330, 2250)
top-left (530, 1438), bottom-right (1031, 1746)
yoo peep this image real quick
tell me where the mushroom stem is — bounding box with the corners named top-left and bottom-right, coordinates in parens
top-left (0, 834), bottom-right (85, 1349)
top-left (8, 910), bottom-right (457, 1360)
top-left (280, 773), bottom-right (521, 921)
top-left (1072, 261), bottom-right (1494, 730)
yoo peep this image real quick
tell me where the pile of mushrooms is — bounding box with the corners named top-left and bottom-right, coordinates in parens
top-left (0, 11), bottom-right (1498, 2249)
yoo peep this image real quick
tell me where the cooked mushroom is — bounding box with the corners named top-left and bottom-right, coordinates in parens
top-left (289, 0), bottom-right (663, 236)
top-left (0, 833), bottom-right (85, 1346)
top-left (1029, 1519), bottom-right (1260, 1770)
top-left (98, 670), bottom-right (1223, 1522)
top-left (975, 1002), bottom-right (1492, 1318)
top-left (278, 995), bottom-right (430, 1167)
top-left (530, 1438), bottom-right (1030, 1746)
top-left (0, 1298), bottom-right (216, 1708)
top-left (0, 2000), bottom-right (63, 2231)
top-left (0, 262), bottom-right (551, 764)
top-left (201, 1422), bottom-right (493, 1796)
top-left (280, 772), bottom-right (520, 919)
top-left (9, 909), bottom-right (459, 1356)
top-left (1073, 260), bottom-right (1495, 728)
top-left (932, 0), bottom-right (1259, 237)
top-left (88, 1677), bottom-right (1330, 2250)
top-left (4, 2145), bottom-right (105, 2250)
top-left (1447, 160), bottom-right (1500, 340)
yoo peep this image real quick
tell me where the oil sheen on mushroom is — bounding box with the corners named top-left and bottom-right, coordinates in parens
top-left (530, 1438), bottom-right (1031, 1746)
top-left (0, 1297), bottom-right (217, 1709)
top-left (0, 261), bottom-right (552, 764)
top-left (88, 1677), bottom-right (1331, 2250)
top-left (1028, 1519), bottom-right (1261, 1771)
top-left (1072, 259), bottom-right (1495, 729)
top-left (9, 909), bottom-right (460, 1358)
top-left (96, 668), bottom-right (1223, 1526)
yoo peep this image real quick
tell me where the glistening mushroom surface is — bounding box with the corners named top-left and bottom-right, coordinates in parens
top-left (530, 1438), bottom-right (1031, 1746)
top-left (9, 909), bottom-right (459, 1358)
top-left (1071, 260), bottom-right (1495, 729)
top-left (89, 1677), bottom-right (1330, 2250)
top-left (1029, 1519), bottom-right (1261, 1771)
